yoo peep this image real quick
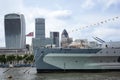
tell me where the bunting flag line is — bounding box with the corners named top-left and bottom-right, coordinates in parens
top-left (69, 16), bottom-right (120, 33)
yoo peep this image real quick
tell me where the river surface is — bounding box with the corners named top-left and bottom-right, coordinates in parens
top-left (0, 67), bottom-right (120, 80)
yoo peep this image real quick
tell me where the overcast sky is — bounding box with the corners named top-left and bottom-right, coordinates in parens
top-left (0, 0), bottom-right (120, 47)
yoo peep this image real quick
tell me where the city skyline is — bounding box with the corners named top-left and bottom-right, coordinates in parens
top-left (0, 0), bottom-right (120, 47)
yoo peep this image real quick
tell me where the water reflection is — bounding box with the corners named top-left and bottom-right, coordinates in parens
top-left (0, 68), bottom-right (120, 80)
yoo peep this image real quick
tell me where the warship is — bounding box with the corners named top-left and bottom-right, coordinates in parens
top-left (33, 39), bottom-right (120, 73)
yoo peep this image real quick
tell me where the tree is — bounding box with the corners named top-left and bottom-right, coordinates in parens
top-left (6, 55), bottom-right (16, 64)
top-left (16, 55), bottom-right (23, 64)
top-left (0, 55), bottom-right (6, 64)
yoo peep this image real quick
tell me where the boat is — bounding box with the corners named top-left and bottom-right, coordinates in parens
top-left (33, 40), bottom-right (120, 73)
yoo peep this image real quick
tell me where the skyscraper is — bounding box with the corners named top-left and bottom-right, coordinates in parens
top-left (35, 18), bottom-right (45, 39)
top-left (61, 29), bottom-right (73, 48)
top-left (4, 13), bottom-right (26, 49)
top-left (50, 32), bottom-right (59, 47)
top-left (61, 29), bottom-right (69, 38)
top-left (34, 18), bottom-right (45, 46)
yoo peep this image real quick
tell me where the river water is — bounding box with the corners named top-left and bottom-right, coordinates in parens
top-left (0, 67), bottom-right (120, 80)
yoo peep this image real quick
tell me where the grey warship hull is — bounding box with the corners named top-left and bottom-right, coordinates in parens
top-left (33, 48), bottom-right (120, 73)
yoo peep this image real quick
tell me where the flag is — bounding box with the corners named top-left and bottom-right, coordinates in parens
top-left (26, 32), bottom-right (34, 37)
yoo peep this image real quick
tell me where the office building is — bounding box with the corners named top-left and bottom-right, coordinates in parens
top-left (61, 29), bottom-right (69, 38)
top-left (33, 18), bottom-right (45, 47)
top-left (4, 13), bottom-right (26, 49)
top-left (35, 18), bottom-right (45, 39)
top-left (69, 39), bottom-right (88, 48)
top-left (50, 32), bottom-right (59, 47)
top-left (61, 29), bottom-right (72, 48)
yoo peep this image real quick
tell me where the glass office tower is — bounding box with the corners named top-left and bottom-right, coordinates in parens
top-left (50, 32), bottom-right (59, 47)
top-left (4, 13), bottom-right (26, 49)
top-left (35, 18), bottom-right (45, 39)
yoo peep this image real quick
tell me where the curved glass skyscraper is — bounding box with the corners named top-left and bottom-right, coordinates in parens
top-left (61, 29), bottom-right (69, 38)
top-left (4, 13), bottom-right (26, 49)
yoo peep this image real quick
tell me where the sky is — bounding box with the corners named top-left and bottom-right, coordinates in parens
top-left (0, 0), bottom-right (120, 47)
